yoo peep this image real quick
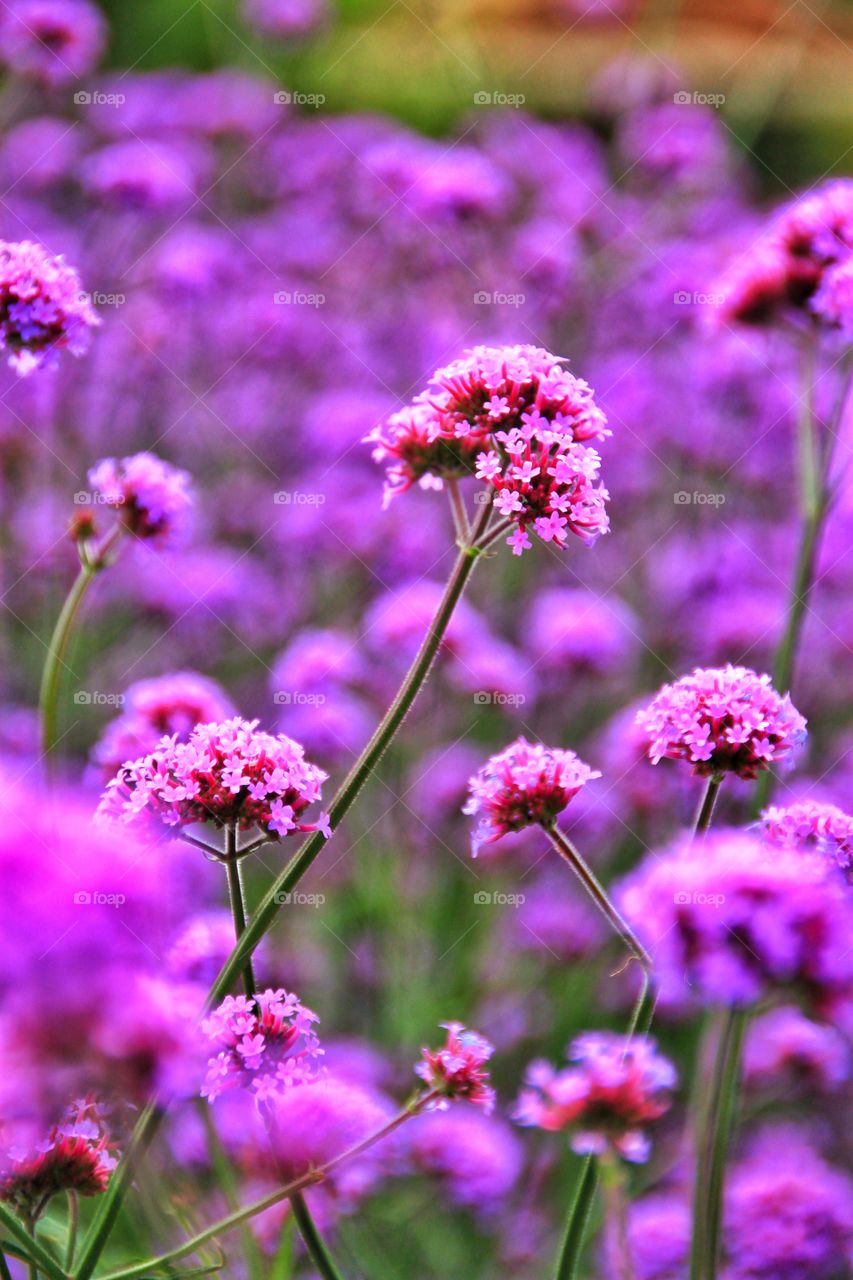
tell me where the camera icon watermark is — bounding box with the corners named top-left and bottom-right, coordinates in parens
top-left (273, 290), bottom-right (325, 308)
top-left (473, 289), bottom-right (525, 308)
top-left (273, 691), bottom-right (327, 706)
top-left (73, 690), bottom-right (126, 707)
top-left (473, 691), bottom-right (526, 707)
top-left (473, 890), bottom-right (525, 907)
top-left (274, 490), bottom-right (326, 506)
top-left (78, 290), bottom-right (125, 308)
top-left (673, 890), bottom-right (726, 907)
top-left (473, 90), bottom-right (526, 108)
top-left (673, 90), bottom-right (725, 108)
top-left (673, 491), bottom-right (726, 507)
top-left (73, 90), bottom-right (126, 107)
top-left (274, 891), bottom-right (326, 906)
top-left (673, 290), bottom-right (725, 308)
top-left (73, 890), bottom-right (127, 907)
top-left (273, 90), bottom-right (326, 108)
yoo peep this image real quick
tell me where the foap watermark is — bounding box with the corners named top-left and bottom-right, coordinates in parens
top-left (74, 690), bottom-right (125, 707)
top-left (473, 691), bottom-right (526, 707)
top-left (78, 290), bottom-right (126, 308)
top-left (673, 890), bottom-right (726, 907)
top-left (73, 890), bottom-right (127, 907)
top-left (274, 490), bottom-right (326, 505)
top-left (274, 891), bottom-right (326, 907)
top-left (73, 489), bottom-right (120, 506)
top-left (73, 90), bottom-right (126, 107)
top-left (474, 290), bottom-right (525, 308)
top-left (674, 290), bottom-right (725, 308)
top-left (273, 691), bottom-right (327, 706)
top-left (473, 90), bottom-right (526, 108)
top-left (273, 90), bottom-right (326, 108)
top-left (473, 890), bottom-right (526, 907)
top-left (274, 290), bottom-right (325, 308)
top-left (673, 491), bottom-right (726, 508)
top-left (673, 90), bottom-right (725, 109)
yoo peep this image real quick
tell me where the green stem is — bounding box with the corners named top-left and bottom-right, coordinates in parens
top-left (205, 504), bottom-right (493, 1010)
top-left (555, 1156), bottom-right (599, 1280)
top-left (199, 1103), bottom-right (263, 1280)
top-left (600, 1157), bottom-right (634, 1280)
top-left (689, 1008), bottom-right (749, 1280)
top-left (38, 561), bottom-right (95, 757)
top-left (544, 824), bottom-right (652, 972)
top-left (0, 1206), bottom-right (63, 1280)
top-left (692, 776), bottom-right (722, 838)
top-left (94, 1096), bottom-right (436, 1280)
top-left (289, 1193), bottom-right (345, 1280)
top-left (64, 1191), bottom-right (79, 1273)
top-left (224, 827), bottom-right (256, 997)
top-left (0, 1250), bottom-right (12, 1280)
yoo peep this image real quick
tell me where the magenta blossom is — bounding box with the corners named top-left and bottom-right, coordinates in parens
top-left (514, 1032), bottom-right (676, 1164)
top-left (635, 665), bottom-right (806, 780)
top-left (96, 716), bottom-right (329, 840)
top-left (87, 452), bottom-right (193, 547)
top-left (0, 0), bottom-right (105, 86)
top-left (201, 988), bottom-right (323, 1106)
top-left (464, 737), bottom-right (601, 855)
top-left (0, 239), bottom-right (99, 374)
top-left (369, 344), bottom-right (610, 553)
top-left (743, 1006), bottom-right (850, 1094)
top-left (416, 1023), bottom-right (496, 1113)
top-left (0, 1099), bottom-right (115, 1224)
top-left (758, 800), bottom-right (853, 879)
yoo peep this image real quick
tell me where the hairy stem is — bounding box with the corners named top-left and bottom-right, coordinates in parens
top-left (692, 776), bottom-right (723, 838)
top-left (224, 826), bottom-right (256, 997)
top-left (289, 1193), bottom-right (346, 1280)
top-left (555, 1156), bottom-right (599, 1280)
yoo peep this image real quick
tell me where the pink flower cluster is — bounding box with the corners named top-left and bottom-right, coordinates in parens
top-left (96, 716), bottom-right (330, 839)
top-left (416, 1022), bottom-right (496, 1112)
top-left (0, 0), bottom-right (105, 86)
top-left (0, 239), bottom-right (99, 374)
top-left (368, 344), bottom-right (610, 554)
top-left (635, 665), bottom-right (806, 780)
top-left (514, 1032), bottom-right (676, 1163)
top-left (0, 1100), bottom-right (115, 1223)
top-left (201, 988), bottom-right (323, 1105)
top-left (464, 737), bottom-right (601, 854)
top-left (88, 452), bottom-right (193, 547)
top-left (758, 800), bottom-right (853, 879)
top-left (716, 179), bottom-right (853, 332)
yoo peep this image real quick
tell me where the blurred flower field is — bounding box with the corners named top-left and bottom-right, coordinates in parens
top-left (1, 1), bottom-right (853, 1278)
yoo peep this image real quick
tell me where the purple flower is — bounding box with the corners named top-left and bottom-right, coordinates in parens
top-left (0, 1099), bottom-right (116, 1224)
top-left (0, 0), bottom-right (105, 85)
top-left (415, 1023), bottom-right (496, 1112)
top-left (406, 1107), bottom-right (523, 1213)
top-left (87, 452), bottom-right (193, 547)
top-left (725, 1131), bottom-right (853, 1279)
top-left (0, 239), bottom-right (98, 374)
top-left (623, 1192), bottom-right (690, 1280)
top-left (758, 800), bottom-right (853, 879)
top-left (618, 829), bottom-right (853, 1013)
top-left (201, 988), bottom-right (323, 1106)
top-left (96, 716), bottom-right (329, 840)
top-left (635, 665), bottom-right (806, 780)
top-left (242, 0), bottom-right (330, 40)
top-left (743, 1006), bottom-right (850, 1093)
top-left (514, 1032), bottom-right (676, 1163)
top-left (90, 671), bottom-right (235, 777)
top-left (464, 737), bottom-right (601, 855)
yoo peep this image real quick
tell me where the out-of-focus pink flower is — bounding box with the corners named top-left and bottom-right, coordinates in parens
top-left (811, 255), bottom-right (853, 338)
top-left (415, 1023), bottom-right (496, 1112)
top-left (365, 399), bottom-right (484, 505)
top-left (201, 988), bottom-right (322, 1106)
top-left (514, 1032), bottom-right (676, 1163)
top-left (635, 665), bottom-right (806, 780)
top-left (0, 1099), bottom-right (115, 1224)
top-left (405, 1107), bottom-right (523, 1214)
top-left (87, 452), bottom-right (193, 547)
top-left (0, 239), bottom-right (99, 374)
top-left (618, 829), bottom-right (853, 1014)
top-left (464, 737), bottom-right (601, 855)
top-left (90, 671), bottom-right (234, 776)
top-left (0, 0), bottom-right (105, 85)
top-left (743, 1006), bottom-right (850, 1094)
top-left (96, 716), bottom-right (329, 840)
top-left (758, 800), bottom-right (853, 879)
top-left (243, 0), bottom-right (330, 40)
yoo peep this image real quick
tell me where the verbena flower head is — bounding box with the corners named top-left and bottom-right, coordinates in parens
top-left (464, 737), bottom-right (601, 855)
top-left (514, 1032), bottom-right (676, 1163)
top-left (0, 239), bottom-right (99, 374)
top-left (91, 671), bottom-right (235, 777)
top-left (368, 344), bottom-right (610, 553)
top-left (743, 1006), bottom-right (850, 1094)
top-left (415, 1023), bottom-right (496, 1112)
top-left (758, 800), bottom-right (853, 879)
top-left (87, 452), bottom-right (193, 547)
top-left (716, 179), bottom-right (853, 329)
top-left (0, 1100), bottom-right (115, 1223)
top-left (96, 716), bottom-right (329, 839)
top-left (406, 1107), bottom-right (523, 1213)
top-left (635, 665), bottom-right (806, 779)
top-left (0, 0), bottom-right (106, 86)
top-left (618, 829), bottom-right (853, 1013)
top-left (201, 988), bottom-right (322, 1106)
top-left (243, 0), bottom-right (330, 40)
